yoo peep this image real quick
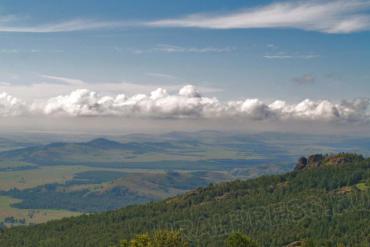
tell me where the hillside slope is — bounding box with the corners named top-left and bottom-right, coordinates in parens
top-left (0, 138), bottom-right (172, 165)
top-left (1, 171), bottom-right (222, 213)
top-left (0, 154), bottom-right (369, 247)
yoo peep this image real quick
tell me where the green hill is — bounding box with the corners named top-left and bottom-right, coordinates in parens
top-left (0, 153), bottom-right (369, 247)
top-left (0, 138), bottom-right (174, 166)
top-left (0, 136), bottom-right (289, 170)
top-left (1, 171), bottom-right (220, 213)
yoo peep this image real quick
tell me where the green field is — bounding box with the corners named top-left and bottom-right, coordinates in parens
top-left (0, 196), bottom-right (80, 225)
top-left (0, 166), bottom-right (94, 190)
top-left (0, 160), bottom-right (36, 169)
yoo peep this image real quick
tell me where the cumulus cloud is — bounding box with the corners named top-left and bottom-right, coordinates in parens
top-left (39, 86), bottom-right (221, 118)
top-left (0, 85), bottom-right (368, 124)
top-left (0, 92), bottom-right (26, 116)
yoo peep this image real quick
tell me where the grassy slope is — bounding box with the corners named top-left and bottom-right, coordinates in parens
top-left (0, 166), bottom-right (94, 191)
top-left (0, 157), bottom-right (369, 247)
top-left (0, 196), bottom-right (80, 225)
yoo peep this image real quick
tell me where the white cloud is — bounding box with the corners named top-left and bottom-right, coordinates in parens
top-left (264, 54), bottom-right (320, 59)
top-left (130, 44), bottom-right (235, 54)
top-left (0, 49), bottom-right (20, 54)
top-left (0, 49), bottom-right (62, 54)
top-left (178, 85), bottom-right (201, 98)
top-left (0, 75), bottom-right (180, 101)
top-left (0, 75), bottom-right (223, 103)
top-left (0, 19), bottom-right (132, 33)
top-left (148, 0), bottom-right (370, 34)
top-left (0, 92), bottom-right (26, 116)
top-left (146, 72), bottom-right (177, 80)
top-left (42, 89), bottom-right (103, 116)
top-left (0, 85), bottom-right (368, 124)
top-left (40, 74), bottom-right (86, 86)
top-left (154, 44), bottom-right (235, 53)
top-left (38, 85), bottom-right (221, 118)
top-left (1, 1), bottom-right (369, 34)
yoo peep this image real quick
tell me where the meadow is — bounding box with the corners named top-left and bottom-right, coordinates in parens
top-left (0, 196), bottom-right (80, 225)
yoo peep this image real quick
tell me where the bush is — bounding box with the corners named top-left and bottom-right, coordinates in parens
top-left (226, 232), bottom-right (259, 247)
top-left (117, 230), bottom-right (189, 247)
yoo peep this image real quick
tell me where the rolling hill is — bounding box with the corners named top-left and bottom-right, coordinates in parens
top-left (0, 153), bottom-right (369, 247)
top-left (0, 136), bottom-right (289, 169)
top-left (0, 138), bottom-right (175, 165)
top-left (0, 135), bottom-right (293, 222)
top-left (1, 170), bottom-right (226, 213)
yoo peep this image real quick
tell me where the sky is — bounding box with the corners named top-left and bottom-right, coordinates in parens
top-left (0, 0), bottom-right (369, 134)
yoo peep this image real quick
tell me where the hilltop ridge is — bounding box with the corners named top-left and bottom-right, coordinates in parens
top-left (295, 153), bottom-right (365, 170)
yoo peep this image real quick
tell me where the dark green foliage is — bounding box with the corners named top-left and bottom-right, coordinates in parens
top-left (3, 217), bottom-right (25, 225)
top-left (0, 155), bottom-right (369, 247)
top-left (114, 229), bottom-right (189, 247)
top-left (3, 185), bottom-right (149, 212)
top-left (66, 171), bottom-right (128, 185)
top-left (1, 171), bottom-right (212, 212)
top-left (151, 229), bottom-right (189, 247)
top-left (226, 232), bottom-right (258, 247)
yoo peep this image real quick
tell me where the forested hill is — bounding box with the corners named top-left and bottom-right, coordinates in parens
top-left (0, 153), bottom-right (369, 247)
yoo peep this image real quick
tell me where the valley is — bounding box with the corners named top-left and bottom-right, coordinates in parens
top-left (0, 131), bottom-right (369, 226)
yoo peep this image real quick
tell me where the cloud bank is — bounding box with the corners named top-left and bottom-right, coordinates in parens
top-left (0, 85), bottom-right (369, 124)
top-left (0, 1), bottom-right (370, 34)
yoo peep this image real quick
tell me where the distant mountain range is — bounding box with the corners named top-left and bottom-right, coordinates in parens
top-left (1, 131), bottom-right (370, 165)
top-left (0, 138), bottom-right (174, 165)
top-left (0, 134), bottom-right (293, 170)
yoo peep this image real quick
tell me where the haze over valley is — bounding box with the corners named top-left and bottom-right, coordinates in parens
top-left (0, 0), bottom-right (369, 246)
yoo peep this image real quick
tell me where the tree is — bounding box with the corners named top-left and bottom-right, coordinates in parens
top-left (226, 232), bottom-right (259, 247)
top-left (129, 234), bottom-right (152, 247)
top-left (119, 240), bottom-right (129, 247)
top-left (152, 230), bottom-right (189, 247)
top-left (302, 240), bottom-right (315, 247)
top-left (117, 230), bottom-right (189, 247)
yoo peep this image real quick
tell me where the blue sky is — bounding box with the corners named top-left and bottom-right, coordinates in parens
top-left (0, 0), bottom-right (369, 134)
top-left (0, 0), bottom-right (369, 100)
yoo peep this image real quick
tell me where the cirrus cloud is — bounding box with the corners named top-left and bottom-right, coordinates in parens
top-left (148, 0), bottom-right (370, 34)
top-left (0, 1), bottom-right (370, 34)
